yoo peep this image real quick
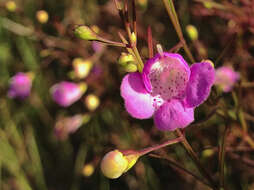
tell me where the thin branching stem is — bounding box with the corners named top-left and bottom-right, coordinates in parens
top-left (219, 124), bottom-right (229, 189)
top-left (138, 137), bottom-right (183, 156)
top-left (149, 153), bottom-right (212, 188)
top-left (162, 0), bottom-right (195, 63)
top-left (176, 129), bottom-right (218, 190)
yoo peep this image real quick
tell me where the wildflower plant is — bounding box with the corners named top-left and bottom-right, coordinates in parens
top-left (74, 0), bottom-right (220, 189)
top-left (3, 0), bottom-right (254, 189)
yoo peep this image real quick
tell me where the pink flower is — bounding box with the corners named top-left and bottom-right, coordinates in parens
top-left (8, 72), bottom-right (32, 99)
top-left (50, 81), bottom-right (86, 107)
top-left (215, 66), bottom-right (240, 92)
top-left (120, 52), bottom-right (215, 131)
top-left (54, 114), bottom-right (84, 140)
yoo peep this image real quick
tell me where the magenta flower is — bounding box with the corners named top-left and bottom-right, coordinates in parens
top-left (215, 66), bottom-right (240, 92)
top-left (50, 81), bottom-right (86, 107)
top-left (121, 52), bottom-right (215, 131)
top-left (8, 72), bottom-right (33, 99)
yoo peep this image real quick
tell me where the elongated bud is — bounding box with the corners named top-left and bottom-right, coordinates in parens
top-left (118, 53), bottom-right (135, 66)
top-left (186, 25), bottom-right (198, 41)
top-left (100, 150), bottom-right (139, 179)
top-left (74, 26), bottom-right (98, 41)
top-left (124, 63), bottom-right (138, 73)
top-left (131, 32), bottom-right (137, 44)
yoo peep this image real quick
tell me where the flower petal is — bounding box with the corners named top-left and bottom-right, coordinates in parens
top-left (154, 100), bottom-right (194, 131)
top-left (185, 61), bottom-right (215, 108)
top-left (121, 72), bottom-right (155, 119)
top-left (142, 52), bottom-right (190, 100)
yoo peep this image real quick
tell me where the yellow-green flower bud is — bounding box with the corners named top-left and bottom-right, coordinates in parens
top-left (100, 150), bottom-right (139, 179)
top-left (186, 25), bottom-right (198, 41)
top-left (202, 149), bottom-right (214, 158)
top-left (72, 58), bottom-right (93, 79)
top-left (118, 53), bottom-right (135, 66)
top-left (125, 63), bottom-right (138, 73)
top-left (36, 10), bottom-right (49, 24)
top-left (84, 94), bottom-right (100, 111)
top-left (74, 26), bottom-right (98, 41)
top-left (5, 1), bottom-right (16, 12)
top-left (82, 164), bottom-right (95, 177)
top-left (203, 2), bottom-right (213, 9)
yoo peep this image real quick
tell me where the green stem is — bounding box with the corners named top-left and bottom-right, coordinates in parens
top-left (132, 46), bottom-right (144, 72)
top-left (162, 0), bottom-right (195, 63)
top-left (149, 153), bottom-right (212, 188)
top-left (176, 129), bottom-right (218, 190)
top-left (124, 17), bottom-right (144, 72)
top-left (219, 124), bottom-right (229, 189)
top-left (95, 38), bottom-right (127, 47)
top-left (138, 137), bottom-right (182, 156)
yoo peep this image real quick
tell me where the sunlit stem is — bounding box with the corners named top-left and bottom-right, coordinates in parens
top-left (176, 129), bottom-right (218, 190)
top-left (156, 44), bottom-right (164, 57)
top-left (138, 137), bottom-right (183, 156)
top-left (240, 82), bottom-right (254, 88)
top-left (162, 0), bottom-right (195, 63)
top-left (147, 26), bottom-right (154, 58)
top-left (132, 46), bottom-right (144, 72)
top-left (95, 39), bottom-right (127, 47)
top-left (120, 0), bottom-right (144, 72)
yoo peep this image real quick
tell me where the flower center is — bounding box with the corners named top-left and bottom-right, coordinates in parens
top-left (148, 57), bottom-right (189, 107)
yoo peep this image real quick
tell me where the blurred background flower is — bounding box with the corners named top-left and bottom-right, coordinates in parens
top-left (8, 72), bottom-right (33, 99)
top-left (215, 66), bottom-right (240, 92)
top-left (50, 81), bottom-right (87, 107)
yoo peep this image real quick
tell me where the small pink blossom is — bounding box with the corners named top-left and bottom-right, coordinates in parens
top-left (54, 114), bottom-right (84, 140)
top-left (215, 66), bottom-right (240, 92)
top-left (50, 81), bottom-right (86, 107)
top-left (8, 72), bottom-right (32, 99)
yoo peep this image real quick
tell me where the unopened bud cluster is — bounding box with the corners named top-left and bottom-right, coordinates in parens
top-left (118, 53), bottom-right (137, 73)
